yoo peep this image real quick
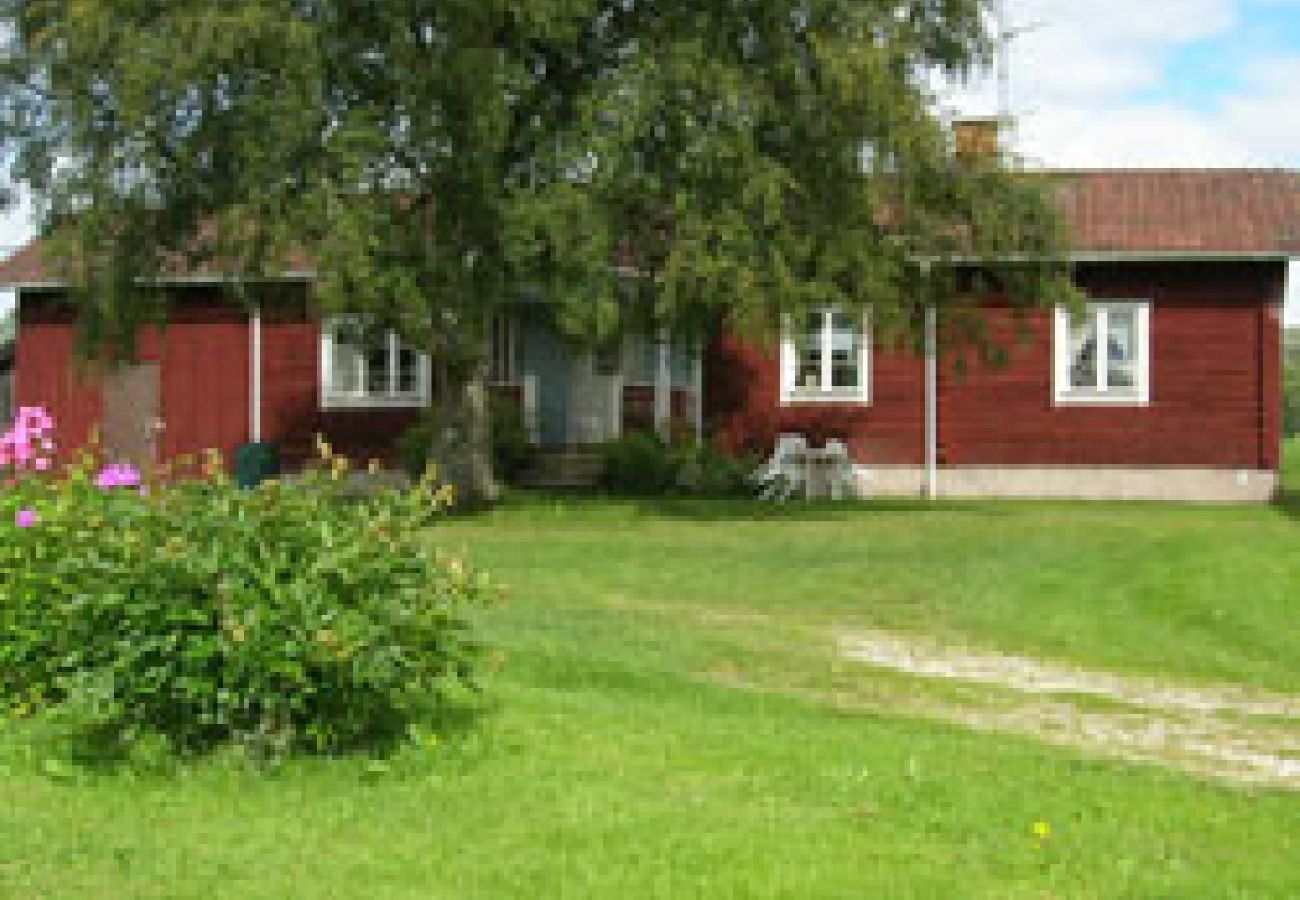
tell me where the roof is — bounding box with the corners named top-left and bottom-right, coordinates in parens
top-left (1050, 169), bottom-right (1300, 257)
top-left (2, 169), bottom-right (1298, 286)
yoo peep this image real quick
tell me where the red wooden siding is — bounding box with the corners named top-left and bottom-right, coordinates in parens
top-left (13, 309), bottom-right (104, 463)
top-left (706, 333), bottom-right (926, 465)
top-left (259, 312), bottom-right (420, 467)
top-left (621, 385), bottom-right (693, 435)
top-left (15, 260), bottom-right (1285, 476)
top-left (14, 287), bottom-right (423, 470)
top-left (15, 291), bottom-right (251, 467)
top-left (706, 261), bottom-right (1285, 471)
top-left (157, 302), bottom-right (251, 465)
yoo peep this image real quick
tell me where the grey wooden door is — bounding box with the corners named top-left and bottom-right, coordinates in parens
top-left (102, 362), bottom-right (161, 469)
top-left (567, 347), bottom-right (621, 444)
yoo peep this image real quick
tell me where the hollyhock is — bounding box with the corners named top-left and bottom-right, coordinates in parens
top-left (15, 508), bottom-right (38, 528)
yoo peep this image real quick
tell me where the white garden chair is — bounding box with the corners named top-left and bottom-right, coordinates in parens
top-left (822, 439), bottom-right (855, 501)
top-left (752, 433), bottom-right (808, 501)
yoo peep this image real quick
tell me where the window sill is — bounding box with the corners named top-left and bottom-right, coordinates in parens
top-left (320, 395), bottom-right (429, 411)
top-left (780, 393), bottom-right (871, 406)
top-left (1053, 394), bottom-right (1150, 408)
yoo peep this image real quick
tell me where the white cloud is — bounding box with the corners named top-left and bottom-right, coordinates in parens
top-left (945, 0), bottom-right (1300, 323)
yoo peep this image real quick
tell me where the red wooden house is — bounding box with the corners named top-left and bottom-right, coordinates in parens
top-left (2, 165), bottom-right (1296, 503)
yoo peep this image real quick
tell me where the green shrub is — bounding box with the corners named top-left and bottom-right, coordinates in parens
top-left (1, 433), bottom-right (496, 758)
top-left (598, 430), bottom-right (680, 494)
top-left (398, 396), bottom-right (536, 484)
top-left (598, 431), bottom-right (754, 497)
top-left (676, 442), bottom-right (757, 497)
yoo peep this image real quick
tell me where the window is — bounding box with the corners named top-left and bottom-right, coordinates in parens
top-left (490, 313), bottom-right (519, 384)
top-left (780, 310), bottom-right (871, 404)
top-left (320, 319), bottom-right (430, 408)
top-left (1054, 301), bottom-right (1151, 405)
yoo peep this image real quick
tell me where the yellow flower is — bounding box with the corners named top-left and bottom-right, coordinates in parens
top-left (1032, 821), bottom-right (1052, 840)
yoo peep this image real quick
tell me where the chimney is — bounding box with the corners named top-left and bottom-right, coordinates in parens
top-left (953, 116), bottom-right (1005, 163)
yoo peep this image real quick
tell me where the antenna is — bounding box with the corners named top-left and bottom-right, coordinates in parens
top-left (996, 0), bottom-right (1011, 122)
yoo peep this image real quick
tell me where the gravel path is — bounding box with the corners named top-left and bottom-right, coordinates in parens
top-left (838, 629), bottom-right (1300, 788)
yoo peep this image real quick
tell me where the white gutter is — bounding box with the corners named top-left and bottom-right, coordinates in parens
top-left (250, 304), bottom-right (263, 443)
top-left (912, 250), bottom-right (1296, 265)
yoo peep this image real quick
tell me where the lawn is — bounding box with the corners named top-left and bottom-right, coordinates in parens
top-left (4, 462), bottom-right (1300, 897)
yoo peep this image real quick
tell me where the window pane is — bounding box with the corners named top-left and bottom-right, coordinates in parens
top-left (829, 312), bottom-right (861, 390)
top-left (396, 344), bottom-right (420, 394)
top-left (1068, 313), bottom-right (1098, 391)
top-left (330, 327), bottom-right (362, 395)
top-left (794, 313), bottom-right (822, 390)
top-left (490, 314), bottom-right (515, 383)
top-left (1106, 306), bottom-right (1138, 391)
top-left (365, 342), bottom-right (389, 395)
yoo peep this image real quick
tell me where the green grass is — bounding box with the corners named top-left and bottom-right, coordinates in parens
top-left (1282, 435), bottom-right (1300, 493)
top-left (5, 485), bottom-right (1300, 897)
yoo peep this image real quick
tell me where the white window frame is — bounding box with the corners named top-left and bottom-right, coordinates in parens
top-left (319, 318), bottom-right (432, 410)
top-left (1053, 300), bottom-right (1152, 406)
top-left (780, 309), bottom-right (872, 405)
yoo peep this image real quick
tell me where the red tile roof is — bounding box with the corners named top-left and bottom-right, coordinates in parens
top-left (3, 169), bottom-right (1298, 285)
top-left (1051, 169), bottom-right (1300, 256)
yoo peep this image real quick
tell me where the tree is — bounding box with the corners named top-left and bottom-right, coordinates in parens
top-left (0, 0), bottom-right (1074, 505)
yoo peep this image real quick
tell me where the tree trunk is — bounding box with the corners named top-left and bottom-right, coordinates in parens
top-left (430, 360), bottom-right (500, 509)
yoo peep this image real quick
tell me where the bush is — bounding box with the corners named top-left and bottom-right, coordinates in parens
top-left (398, 396), bottom-right (536, 484)
top-left (677, 442), bottom-right (758, 497)
top-left (0, 409), bottom-right (496, 758)
top-left (597, 430), bottom-right (680, 494)
top-left (598, 430), bottom-right (755, 497)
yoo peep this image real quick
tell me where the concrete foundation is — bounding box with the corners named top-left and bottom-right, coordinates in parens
top-left (853, 465), bottom-right (1279, 505)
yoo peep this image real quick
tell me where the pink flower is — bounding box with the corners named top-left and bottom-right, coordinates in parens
top-left (33, 457), bottom-right (51, 472)
top-left (15, 508), bottom-right (38, 528)
top-left (96, 463), bottom-right (142, 489)
top-left (18, 408), bottom-right (52, 432)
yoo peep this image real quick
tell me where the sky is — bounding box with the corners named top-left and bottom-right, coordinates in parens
top-left (4, 0), bottom-right (1300, 321)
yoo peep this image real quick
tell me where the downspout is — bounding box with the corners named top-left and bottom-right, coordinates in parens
top-left (923, 265), bottom-right (938, 499)
top-left (250, 304), bottom-right (263, 443)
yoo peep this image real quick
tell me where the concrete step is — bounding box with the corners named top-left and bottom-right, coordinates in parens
top-left (519, 449), bottom-right (603, 489)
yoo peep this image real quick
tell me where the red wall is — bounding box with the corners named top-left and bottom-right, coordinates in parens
top-left (259, 311), bottom-right (419, 467)
top-left (17, 259), bottom-right (1285, 474)
top-left (706, 261), bottom-right (1286, 471)
top-left (707, 331), bottom-right (927, 465)
top-left (16, 291), bottom-right (250, 467)
top-left (14, 287), bottom-right (419, 471)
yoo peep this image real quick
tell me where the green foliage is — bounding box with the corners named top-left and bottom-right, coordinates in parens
top-left (1, 0), bottom-right (1073, 362)
top-left (0, 454), bottom-right (495, 758)
top-left (598, 431), bottom-right (753, 496)
top-left (399, 397), bottom-right (536, 484)
top-left (598, 431), bottom-right (680, 495)
top-left (677, 441), bottom-right (757, 497)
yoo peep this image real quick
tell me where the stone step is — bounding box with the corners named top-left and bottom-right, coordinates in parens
top-left (519, 449), bottom-right (603, 489)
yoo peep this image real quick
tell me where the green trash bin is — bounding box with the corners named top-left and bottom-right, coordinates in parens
top-left (234, 441), bottom-right (281, 488)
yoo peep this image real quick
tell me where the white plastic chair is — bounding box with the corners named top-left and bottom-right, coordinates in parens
top-left (823, 439), bottom-right (855, 501)
top-left (752, 433), bottom-right (808, 501)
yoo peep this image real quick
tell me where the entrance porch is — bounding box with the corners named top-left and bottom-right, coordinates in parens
top-left (488, 311), bottom-right (703, 448)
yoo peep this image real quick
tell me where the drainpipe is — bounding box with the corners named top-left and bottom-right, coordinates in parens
top-left (250, 304), bottom-right (263, 443)
top-left (923, 261), bottom-right (938, 499)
